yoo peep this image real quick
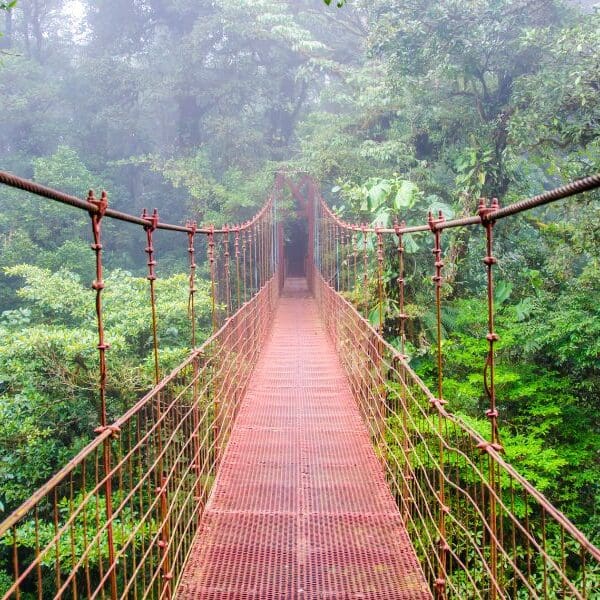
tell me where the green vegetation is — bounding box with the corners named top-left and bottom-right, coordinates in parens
top-left (303, 0), bottom-right (599, 542)
top-left (0, 0), bottom-right (597, 587)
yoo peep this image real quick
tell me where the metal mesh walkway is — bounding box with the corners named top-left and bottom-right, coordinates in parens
top-left (178, 278), bottom-right (431, 599)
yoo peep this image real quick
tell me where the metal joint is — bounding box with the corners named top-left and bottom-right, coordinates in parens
top-left (478, 197), bottom-right (500, 224)
top-left (428, 210), bottom-right (445, 231)
top-left (87, 190), bottom-right (108, 218)
top-left (142, 208), bottom-right (159, 232)
top-left (476, 440), bottom-right (504, 453)
top-left (94, 424), bottom-right (121, 438)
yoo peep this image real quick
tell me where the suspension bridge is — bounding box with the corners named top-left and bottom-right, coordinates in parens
top-left (0, 170), bottom-right (599, 599)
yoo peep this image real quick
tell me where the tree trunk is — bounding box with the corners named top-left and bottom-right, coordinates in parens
top-left (177, 94), bottom-right (201, 148)
top-left (31, 0), bottom-right (43, 62)
top-left (22, 2), bottom-right (31, 58)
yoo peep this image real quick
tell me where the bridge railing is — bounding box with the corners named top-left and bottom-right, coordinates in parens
top-left (310, 174), bottom-right (600, 599)
top-left (0, 274), bottom-right (278, 599)
top-left (0, 171), bottom-right (283, 599)
top-left (316, 274), bottom-right (599, 598)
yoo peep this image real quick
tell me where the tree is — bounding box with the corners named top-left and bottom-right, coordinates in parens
top-left (510, 11), bottom-right (600, 179)
top-left (371, 0), bottom-right (567, 200)
top-left (0, 265), bottom-right (212, 511)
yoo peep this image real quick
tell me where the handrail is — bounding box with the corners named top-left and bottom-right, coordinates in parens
top-left (310, 172), bottom-right (600, 233)
top-left (325, 275), bottom-right (600, 563)
top-left (0, 170), bottom-right (278, 234)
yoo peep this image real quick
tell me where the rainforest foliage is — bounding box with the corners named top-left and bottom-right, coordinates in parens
top-left (0, 0), bottom-right (598, 552)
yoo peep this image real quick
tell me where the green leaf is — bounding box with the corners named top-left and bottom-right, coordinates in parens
top-left (368, 303), bottom-right (384, 327)
top-left (427, 196), bottom-right (455, 220)
top-left (515, 298), bottom-right (534, 321)
top-left (403, 233), bottom-right (420, 254)
top-left (494, 281), bottom-right (512, 307)
top-left (367, 180), bottom-right (391, 209)
top-left (393, 180), bottom-right (420, 209)
top-left (371, 207), bottom-right (390, 228)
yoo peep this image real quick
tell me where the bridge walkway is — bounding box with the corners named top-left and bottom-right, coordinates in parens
top-left (178, 278), bottom-right (431, 599)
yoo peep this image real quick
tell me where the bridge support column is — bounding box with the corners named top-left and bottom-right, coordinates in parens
top-left (429, 211), bottom-right (448, 600)
top-left (88, 191), bottom-right (119, 600)
top-left (479, 198), bottom-right (504, 600)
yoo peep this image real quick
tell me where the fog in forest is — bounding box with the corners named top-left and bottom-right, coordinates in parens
top-left (0, 1), bottom-right (598, 588)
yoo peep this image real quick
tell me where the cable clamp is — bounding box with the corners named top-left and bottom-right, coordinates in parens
top-left (87, 190), bottom-right (108, 218)
top-left (142, 208), bottom-right (159, 232)
top-left (94, 424), bottom-right (120, 437)
top-left (478, 198), bottom-right (500, 223)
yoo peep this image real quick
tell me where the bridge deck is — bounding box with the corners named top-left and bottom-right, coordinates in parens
top-left (179, 279), bottom-right (431, 599)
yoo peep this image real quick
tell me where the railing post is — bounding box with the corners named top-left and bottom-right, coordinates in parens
top-left (142, 208), bottom-right (161, 384)
top-left (335, 225), bottom-right (340, 291)
top-left (224, 225), bottom-right (231, 318)
top-left (362, 224), bottom-right (368, 318)
top-left (156, 473), bottom-right (172, 599)
top-left (429, 211), bottom-right (449, 600)
top-left (88, 190), bottom-right (119, 600)
top-left (208, 226), bottom-right (217, 332)
top-left (142, 208), bottom-right (172, 598)
top-left (235, 228), bottom-right (241, 311)
top-left (374, 228), bottom-right (387, 460)
top-left (352, 230), bottom-right (358, 294)
top-left (394, 219), bottom-right (412, 521)
top-left (253, 225), bottom-right (259, 292)
top-left (478, 198), bottom-right (504, 599)
top-left (187, 222), bottom-right (204, 525)
top-left (242, 227), bottom-right (248, 302)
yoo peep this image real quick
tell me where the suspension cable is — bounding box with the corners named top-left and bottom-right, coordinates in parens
top-left (314, 173), bottom-right (600, 234)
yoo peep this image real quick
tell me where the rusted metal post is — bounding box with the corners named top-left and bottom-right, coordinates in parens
top-left (429, 210), bottom-right (448, 600)
top-left (376, 229), bottom-right (385, 337)
top-left (142, 208), bottom-right (161, 385)
top-left (362, 224), bottom-right (368, 318)
top-left (352, 231), bottom-right (358, 293)
top-left (224, 226), bottom-right (231, 318)
top-left (235, 228), bottom-right (241, 311)
top-left (394, 220), bottom-right (408, 359)
top-left (242, 227), bottom-right (248, 302)
top-left (335, 225), bottom-right (340, 291)
top-left (187, 221), bottom-right (198, 349)
top-left (88, 190), bottom-right (118, 600)
top-left (187, 222), bottom-right (203, 523)
top-left (142, 208), bottom-right (171, 598)
top-left (253, 224), bottom-right (259, 292)
top-left (208, 226), bottom-right (217, 332)
top-left (394, 219), bottom-right (412, 519)
top-left (478, 198), bottom-right (503, 600)
top-left (156, 473), bottom-right (172, 599)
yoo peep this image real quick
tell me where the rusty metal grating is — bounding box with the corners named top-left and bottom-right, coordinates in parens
top-left (178, 278), bottom-right (431, 599)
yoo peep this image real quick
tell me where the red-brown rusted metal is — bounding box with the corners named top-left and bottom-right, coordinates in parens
top-left (187, 221), bottom-right (198, 349)
top-left (478, 197), bottom-right (503, 600)
top-left (0, 172), bottom-right (599, 600)
top-left (88, 190), bottom-right (119, 600)
top-left (207, 226), bottom-right (217, 332)
top-left (394, 219), bottom-right (408, 359)
top-left (311, 178), bottom-right (600, 599)
top-left (142, 208), bottom-right (161, 384)
top-left (178, 278), bottom-right (431, 599)
top-left (428, 210), bottom-right (448, 600)
top-left (313, 266), bottom-right (600, 599)
top-left (0, 275), bottom-right (281, 600)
